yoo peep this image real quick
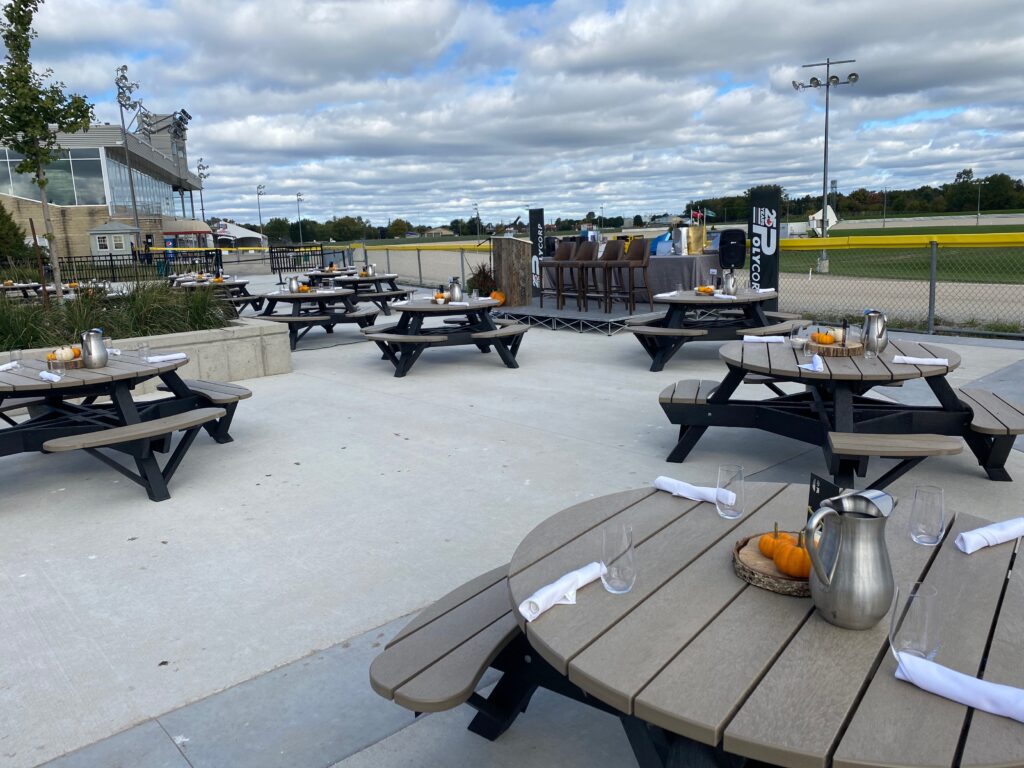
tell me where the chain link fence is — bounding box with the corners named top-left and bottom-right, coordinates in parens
top-left (763, 236), bottom-right (1024, 337)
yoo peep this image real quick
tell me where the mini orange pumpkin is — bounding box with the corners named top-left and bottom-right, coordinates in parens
top-left (72, 346), bottom-right (82, 359)
top-left (758, 523), bottom-right (796, 559)
top-left (811, 331), bottom-right (835, 345)
top-left (774, 531), bottom-right (812, 579)
top-left (490, 290), bottom-right (506, 306)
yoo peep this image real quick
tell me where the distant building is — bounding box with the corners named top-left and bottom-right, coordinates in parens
top-left (212, 220), bottom-right (268, 249)
top-left (1, 111), bottom-right (208, 257)
top-left (425, 227), bottom-right (453, 237)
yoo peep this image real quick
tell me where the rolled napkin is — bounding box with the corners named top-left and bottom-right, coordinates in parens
top-left (39, 370), bottom-right (61, 382)
top-left (798, 353), bottom-right (825, 373)
top-left (145, 352), bottom-right (188, 363)
top-left (108, 348), bottom-right (122, 355)
top-left (893, 355), bottom-right (949, 367)
top-left (955, 517), bottom-right (1024, 554)
top-left (710, 294), bottom-right (738, 300)
top-left (391, 300), bottom-right (409, 306)
top-left (654, 292), bottom-right (679, 300)
top-left (654, 476), bottom-right (736, 506)
top-left (448, 301), bottom-right (470, 307)
top-left (744, 335), bottom-right (785, 343)
top-left (753, 287), bottom-right (776, 294)
top-left (895, 652), bottom-right (1024, 723)
top-left (518, 562), bottom-right (607, 622)
top-left (0, 361), bottom-right (19, 372)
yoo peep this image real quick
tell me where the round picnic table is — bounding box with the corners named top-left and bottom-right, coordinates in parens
top-left (256, 287), bottom-right (356, 315)
top-left (0, 282), bottom-right (42, 299)
top-left (506, 483), bottom-right (1023, 768)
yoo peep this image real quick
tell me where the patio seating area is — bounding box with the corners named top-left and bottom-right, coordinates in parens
top-left (1, 311), bottom-right (1022, 767)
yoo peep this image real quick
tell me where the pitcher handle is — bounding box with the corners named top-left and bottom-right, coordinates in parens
top-left (806, 508), bottom-right (840, 587)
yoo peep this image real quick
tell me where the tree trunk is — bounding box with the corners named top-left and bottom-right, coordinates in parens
top-left (35, 164), bottom-right (63, 304)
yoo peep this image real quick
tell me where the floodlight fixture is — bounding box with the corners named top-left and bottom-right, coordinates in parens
top-left (809, 76), bottom-right (821, 87)
top-left (256, 185), bottom-right (266, 234)
top-left (114, 64), bottom-right (142, 235)
top-left (847, 72), bottom-right (859, 83)
top-left (792, 80), bottom-right (801, 91)
top-left (828, 75), bottom-right (840, 86)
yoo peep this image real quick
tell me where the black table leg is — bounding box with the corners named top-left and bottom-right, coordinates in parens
top-left (667, 367), bottom-right (746, 462)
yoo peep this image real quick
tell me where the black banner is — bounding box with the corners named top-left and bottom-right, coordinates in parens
top-left (528, 208), bottom-right (544, 294)
top-left (748, 190), bottom-right (781, 311)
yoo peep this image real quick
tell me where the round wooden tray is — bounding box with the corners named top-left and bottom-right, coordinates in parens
top-left (806, 340), bottom-right (863, 357)
top-left (732, 534), bottom-right (810, 597)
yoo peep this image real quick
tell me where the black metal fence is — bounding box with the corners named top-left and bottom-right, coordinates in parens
top-left (268, 244), bottom-right (324, 282)
top-left (57, 250), bottom-right (222, 283)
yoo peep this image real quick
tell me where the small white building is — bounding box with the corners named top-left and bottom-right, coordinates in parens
top-left (809, 205), bottom-right (838, 237)
top-left (88, 221), bottom-right (140, 257)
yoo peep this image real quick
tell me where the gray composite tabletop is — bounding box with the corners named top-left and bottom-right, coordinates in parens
top-left (506, 483), bottom-right (1024, 768)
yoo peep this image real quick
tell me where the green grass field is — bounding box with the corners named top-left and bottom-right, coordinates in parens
top-left (830, 224), bottom-right (1024, 236)
top-left (779, 247), bottom-right (1023, 283)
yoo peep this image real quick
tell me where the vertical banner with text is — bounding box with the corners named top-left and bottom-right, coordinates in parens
top-left (528, 208), bottom-right (544, 295)
top-left (748, 190), bottom-right (780, 312)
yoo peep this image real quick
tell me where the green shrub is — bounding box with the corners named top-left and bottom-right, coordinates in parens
top-left (0, 283), bottom-right (234, 350)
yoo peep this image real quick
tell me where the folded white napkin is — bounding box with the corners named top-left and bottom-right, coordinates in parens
top-left (798, 353), bottom-right (825, 373)
top-left (448, 301), bottom-right (469, 307)
top-left (654, 292), bottom-right (679, 300)
top-left (744, 335), bottom-right (785, 343)
top-left (711, 294), bottom-right (738, 300)
top-left (0, 361), bottom-right (18, 372)
top-left (653, 476), bottom-right (736, 506)
top-left (518, 562), bottom-right (607, 622)
top-left (753, 287), bottom-right (776, 294)
top-left (39, 370), bottom-right (61, 382)
top-left (955, 517), bottom-right (1024, 554)
top-left (895, 652), bottom-right (1024, 723)
top-left (893, 355), bottom-right (949, 367)
top-left (146, 353), bottom-right (188, 363)
top-left (108, 348), bottom-right (122, 355)
top-left (391, 300), bottom-right (409, 306)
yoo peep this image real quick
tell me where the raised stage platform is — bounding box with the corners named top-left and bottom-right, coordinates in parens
top-left (493, 297), bottom-right (656, 334)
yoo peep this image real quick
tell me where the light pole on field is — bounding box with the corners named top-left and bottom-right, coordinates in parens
top-left (256, 184), bottom-right (266, 235)
top-left (793, 57), bottom-right (859, 272)
top-left (296, 192), bottom-right (304, 244)
top-left (974, 179), bottom-right (988, 226)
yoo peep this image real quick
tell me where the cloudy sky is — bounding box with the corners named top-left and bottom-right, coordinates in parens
top-left (23, 0), bottom-right (1024, 225)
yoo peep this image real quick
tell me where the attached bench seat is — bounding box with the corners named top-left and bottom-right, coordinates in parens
top-left (0, 396), bottom-right (47, 426)
top-left (827, 432), bottom-right (963, 489)
top-left (331, 306), bottom-right (380, 324)
top-left (736, 319), bottom-right (810, 337)
top-left (624, 311), bottom-right (667, 327)
top-left (371, 564), bottom-right (530, 738)
top-left (659, 378), bottom-right (720, 405)
top-left (628, 326), bottom-right (707, 337)
top-left (956, 387), bottom-right (1024, 481)
top-left (42, 407), bottom-right (226, 501)
top-left (470, 324), bottom-right (529, 367)
top-left (156, 379), bottom-right (251, 443)
top-left (260, 314), bottom-right (333, 350)
top-left (363, 332), bottom-right (449, 345)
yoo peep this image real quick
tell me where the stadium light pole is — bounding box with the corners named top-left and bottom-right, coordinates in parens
top-left (196, 158), bottom-right (209, 222)
top-left (793, 58), bottom-right (859, 271)
top-left (256, 185), bottom-right (266, 235)
top-left (114, 65), bottom-right (142, 237)
top-left (296, 192), bottom-right (304, 244)
top-left (973, 179), bottom-right (988, 226)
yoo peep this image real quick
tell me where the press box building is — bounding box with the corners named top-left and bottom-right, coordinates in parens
top-left (0, 112), bottom-right (212, 257)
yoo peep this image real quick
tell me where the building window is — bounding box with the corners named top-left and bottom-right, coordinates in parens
top-left (112, 235), bottom-right (125, 250)
top-left (96, 235), bottom-right (109, 251)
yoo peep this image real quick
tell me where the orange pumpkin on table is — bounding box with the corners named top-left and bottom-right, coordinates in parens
top-left (811, 331), bottom-right (835, 345)
top-left (758, 523), bottom-right (796, 559)
top-left (489, 290), bottom-right (506, 306)
top-left (773, 531), bottom-right (812, 578)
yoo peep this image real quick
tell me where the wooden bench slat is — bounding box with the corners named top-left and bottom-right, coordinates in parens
top-left (0, 396), bottom-right (46, 413)
top-left (369, 578), bottom-right (512, 700)
top-left (364, 333), bottom-right (448, 344)
top-left (828, 432), bottom-right (963, 458)
top-left (624, 311), bottom-right (667, 327)
top-left (361, 323), bottom-right (400, 335)
top-left (958, 387), bottom-right (1024, 435)
top-left (388, 564), bottom-right (510, 648)
top-left (158, 379), bottom-right (252, 405)
top-left (336, 307), bottom-right (380, 319)
top-left (737, 319), bottom-right (810, 337)
top-left (628, 326), bottom-right (708, 337)
top-left (42, 407), bottom-right (226, 452)
top-left (470, 325), bottom-right (529, 340)
top-left (393, 612), bottom-right (519, 713)
top-left (260, 315), bottom-right (332, 324)
top-left (764, 311), bottom-right (801, 321)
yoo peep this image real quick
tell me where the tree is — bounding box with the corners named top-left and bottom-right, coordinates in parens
top-left (954, 168), bottom-right (974, 184)
top-left (632, 214), bottom-right (644, 226)
top-left (263, 217), bottom-right (290, 243)
top-left (0, 0), bottom-right (94, 301)
top-left (387, 218), bottom-right (411, 238)
top-left (0, 199), bottom-right (32, 268)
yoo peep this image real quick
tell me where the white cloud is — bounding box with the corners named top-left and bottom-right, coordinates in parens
top-left (9, 0), bottom-right (1024, 223)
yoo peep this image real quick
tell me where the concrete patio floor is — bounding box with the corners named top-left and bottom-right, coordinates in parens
top-left (2, 294), bottom-right (1022, 767)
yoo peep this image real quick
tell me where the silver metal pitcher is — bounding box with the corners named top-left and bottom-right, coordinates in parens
top-left (862, 310), bottom-right (888, 356)
top-left (449, 277), bottom-right (463, 303)
top-left (80, 328), bottom-right (108, 369)
top-left (366, 263), bottom-right (376, 277)
top-left (722, 273), bottom-right (737, 295)
top-left (805, 490), bottom-right (897, 630)
top-left (287, 276), bottom-right (300, 293)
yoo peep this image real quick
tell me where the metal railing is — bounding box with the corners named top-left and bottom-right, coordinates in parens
top-left (765, 234), bottom-right (1024, 336)
top-left (58, 249), bottom-right (222, 283)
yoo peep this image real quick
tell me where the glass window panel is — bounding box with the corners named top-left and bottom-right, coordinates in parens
top-left (113, 235), bottom-right (124, 249)
top-left (69, 148), bottom-right (100, 159)
top-left (71, 158), bottom-right (105, 204)
top-left (96, 235), bottom-right (109, 250)
top-left (0, 160), bottom-right (11, 196)
top-left (46, 158), bottom-right (75, 205)
top-left (10, 168), bottom-right (41, 200)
